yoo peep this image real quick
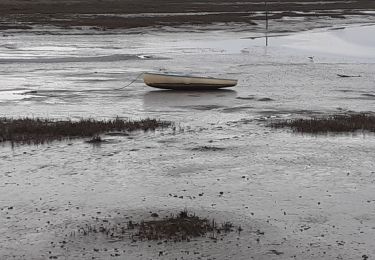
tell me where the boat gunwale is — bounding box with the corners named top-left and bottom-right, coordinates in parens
top-left (143, 72), bottom-right (238, 82)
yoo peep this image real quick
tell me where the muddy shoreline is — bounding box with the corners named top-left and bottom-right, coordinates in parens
top-left (1, 0), bottom-right (375, 30)
top-left (1, 1), bottom-right (375, 259)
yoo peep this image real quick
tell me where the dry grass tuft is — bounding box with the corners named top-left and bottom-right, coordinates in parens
top-left (0, 117), bottom-right (171, 144)
top-left (270, 113), bottom-right (375, 134)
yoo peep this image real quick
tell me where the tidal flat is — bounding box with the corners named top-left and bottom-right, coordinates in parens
top-left (1, 3), bottom-right (375, 259)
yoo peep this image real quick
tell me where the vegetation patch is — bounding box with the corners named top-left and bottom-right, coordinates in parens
top-left (258, 97), bottom-right (274, 102)
top-left (270, 113), bottom-right (375, 134)
top-left (75, 210), bottom-right (240, 242)
top-left (191, 146), bottom-right (226, 151)
top-left (0, 117), bottom-right (171, 144)
top-left (236, 96), bottom-right (255, 100)
top-left (85, 136), bottom-right (105, 144)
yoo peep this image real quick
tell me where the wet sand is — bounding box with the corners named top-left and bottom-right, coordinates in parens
top-left (0, 0), bottom-right (375, 30)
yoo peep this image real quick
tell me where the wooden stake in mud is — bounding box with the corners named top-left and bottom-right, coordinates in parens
top-left (265, 0), bottom-right (269, 46)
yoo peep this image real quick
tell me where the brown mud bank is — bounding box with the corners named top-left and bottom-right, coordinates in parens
top-left (0, 0), bottom-right (375, 31)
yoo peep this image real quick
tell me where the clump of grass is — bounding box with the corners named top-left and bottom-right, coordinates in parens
top-left (0, 117), bottom-right (171, 144)
top-left (191, 146), bottom-right (226, 151)
top-left (74, 210), bottom-right (239, 242)
top-left (221, 221), bottom-right (234, 232)
top-left (136, 211), bottom-right (212, 241)
top-left (85, 136), bottom-right (103, 144)
top-left (270, 113), bottom-right (375, 134)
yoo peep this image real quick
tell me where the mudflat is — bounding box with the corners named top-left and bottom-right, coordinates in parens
top-left (1, 1), bottom-right (375, 260)
top-left (1, 0), bottom-right (375, 30)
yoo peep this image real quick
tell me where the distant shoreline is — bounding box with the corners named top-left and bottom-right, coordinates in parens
top-left (0, 0), bottom-right (375, 31)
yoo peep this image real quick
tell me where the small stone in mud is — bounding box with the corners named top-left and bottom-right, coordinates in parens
top-left (151, 213), bottom-right (159, 217)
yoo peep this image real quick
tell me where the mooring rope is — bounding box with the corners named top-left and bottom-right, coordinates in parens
top-left (114, 72), bottom-right (145, 90)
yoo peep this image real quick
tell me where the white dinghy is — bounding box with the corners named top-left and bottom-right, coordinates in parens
top-left (143, 72), bottom-right (237, 90)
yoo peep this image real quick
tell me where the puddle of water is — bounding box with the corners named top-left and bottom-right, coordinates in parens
top-left (0, 90), bottom-right (37, 102)
top-left (361, 11), bottom-right (375, 15)
top-left (1, 24), bottom-right (375, 65)
top-left (277, 25), bottom-right (375, 59)
top-left (165, 24), bottom-right (375, 62)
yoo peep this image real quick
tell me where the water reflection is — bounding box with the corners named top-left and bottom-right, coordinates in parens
top-left (143, 89), bottom-right (237, 111)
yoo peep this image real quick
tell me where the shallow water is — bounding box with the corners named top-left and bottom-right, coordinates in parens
top-left (1, 22), bottom-right (375, 259)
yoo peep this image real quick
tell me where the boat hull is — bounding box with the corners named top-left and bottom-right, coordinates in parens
top-left (143, 73), bottom-right (237, 90)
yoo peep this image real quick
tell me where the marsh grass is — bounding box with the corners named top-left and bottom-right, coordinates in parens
top-left (270, 113), bottom-right (375, 134)
top-left (0, 117), bottom-right (171, 144)
top-left (191, 146), bottom-right (226, 151)
top-left (75, 210), bottom-right (237, 242)
top-left (85, 136), bottom-right (104, 144)
top-left (134, 210), bottom-right (237, 241)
